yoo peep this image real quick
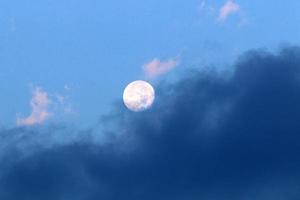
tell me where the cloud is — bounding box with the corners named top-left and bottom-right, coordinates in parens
top-left (143, 58), bottom-right (179, 79)
top-left (16, 87), bottom-right (73, 126)
top-left (17, 87), bottom-right (52, 126)
top-left (1, 46), bottom-right (300, 199)
top-left (218, 1), bottom-right (241, 22)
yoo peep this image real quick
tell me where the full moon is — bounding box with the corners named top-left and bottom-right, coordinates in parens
top-left (123, 80), bottom-right (155, 112)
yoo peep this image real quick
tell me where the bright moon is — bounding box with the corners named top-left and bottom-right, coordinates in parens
top-left (123, 80), bottom-right (155, 112)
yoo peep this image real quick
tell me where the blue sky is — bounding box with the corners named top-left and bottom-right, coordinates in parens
top-left (0, 0), bottom-right (299, 127)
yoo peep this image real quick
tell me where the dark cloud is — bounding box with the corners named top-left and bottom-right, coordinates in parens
top-left (1, 47), bottom-right (300, 199)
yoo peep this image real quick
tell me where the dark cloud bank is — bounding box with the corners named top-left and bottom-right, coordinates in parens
top-left (1, 47), bottom-right (300, 200)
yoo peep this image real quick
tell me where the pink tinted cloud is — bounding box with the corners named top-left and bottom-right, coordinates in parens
top-left (218, 1), bottom-right (240, 22)
top-left (143, 58), bottom-right (179, 79)
top-left (17, 87), bottom-right (52, 126)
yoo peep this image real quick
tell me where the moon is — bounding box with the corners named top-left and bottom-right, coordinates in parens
top-left (123, 80), bottom-right (155, 112)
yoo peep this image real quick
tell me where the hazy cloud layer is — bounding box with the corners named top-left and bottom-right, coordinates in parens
top-left (1, 47), bottom-right (300, 199)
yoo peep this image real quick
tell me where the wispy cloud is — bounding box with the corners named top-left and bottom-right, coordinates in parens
top-left (17, 87), bottom-right (52, 126)
top-left (143, 58), bottom-right (179, 79)
top-left (218, 1), bottom-right (240, 22)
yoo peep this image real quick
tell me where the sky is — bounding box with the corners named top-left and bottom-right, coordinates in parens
top-left (0, 0), bottom-right (299, 126)
top-left (0, 0), bottom-right (300, 199)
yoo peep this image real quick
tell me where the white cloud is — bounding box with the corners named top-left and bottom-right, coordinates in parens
top-left (143, 58), bottom-right (179, 79)
top-left (218, 1), bottom-right (240, 22)
top-left (17, 87), bottom-right (52, 126)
